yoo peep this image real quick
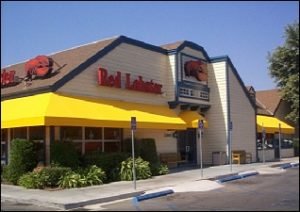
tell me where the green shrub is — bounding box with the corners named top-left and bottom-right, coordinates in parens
top-left (122, 137), bottom-right (141, 155)
top-left (18, 172), bottom-right (44, 189)
top-left (124, 138), bottom-right (161, 175)
top-left (157, 164), bottom-right (169, 175)
top-left (39, 166), bottom-right (72, 187)
top-left (58, 171), bottom-right (83, 188)
top-left (50, 141), bottom-right (80, 169)
top-left (3, 139), bottom-right (37, 184)
top-left (83, 152), bottom-right (129, 182)
top-left (57, 165), bottom-right (105, 189)
top-left (85, 165), bottom-right (105, 186)
top-left (120, 157), bottom-right (151, 181)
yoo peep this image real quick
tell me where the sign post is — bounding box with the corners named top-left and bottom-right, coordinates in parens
top-left (229, 121), bottom-right (233, 172)
top-left (131, 117), bottom-right (137, 190)
top-left (279, 123), bottom-right (281, 161)
top-left (262, 123), bottom-right (266, 164)
top-left (198, 119), bottom-right (204, 178)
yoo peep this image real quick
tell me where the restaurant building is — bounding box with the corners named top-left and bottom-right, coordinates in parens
top-left (1, 35), bottom-right (257, 166)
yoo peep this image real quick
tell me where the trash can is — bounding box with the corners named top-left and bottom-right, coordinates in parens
top-left (212, 151), bottom-right (226, 165)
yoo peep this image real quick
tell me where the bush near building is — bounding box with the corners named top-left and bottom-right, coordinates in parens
top-left (50, 141), bottom-right (80, 169)
top-left (122, 137), bottom-right (168, 176)
top-left (3, 139), bottom-right (37, 185)
top-left (83, 152), bottom-right (130, 182)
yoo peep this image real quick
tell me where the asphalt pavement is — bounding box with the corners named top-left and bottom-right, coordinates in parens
top-left (1, 157), bottom-right (299, 211)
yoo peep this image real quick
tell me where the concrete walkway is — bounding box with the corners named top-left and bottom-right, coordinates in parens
top-left (1, 157), bottom-right (299, 210)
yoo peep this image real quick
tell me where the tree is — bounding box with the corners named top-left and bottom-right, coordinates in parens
top-left (268, 21), bottom-right (299, 123)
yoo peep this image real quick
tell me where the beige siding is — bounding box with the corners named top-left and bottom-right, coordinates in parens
top-left (59, 43), bottom-right (172, 105)
top-left (228, 65), bottom-right (256, 162)
top-left (258, 149), bottom-right (275, 162)
top-left (181, 47), bottom-right (206, 59)
top-left (123, 128), bottom-right (177, 154)
top-left (281, 148), bottom-right (294, 158)
top-left (202, 62), bottom-right (228, 164)
top-left (165, 54), bottom-right (176, 102)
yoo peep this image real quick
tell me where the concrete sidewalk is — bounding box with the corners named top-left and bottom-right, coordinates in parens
top-left (1, 157), bottom-right (299, 210)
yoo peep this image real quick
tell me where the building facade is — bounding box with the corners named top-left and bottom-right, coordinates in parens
top-left (1, 35), bottom-right (257, 166)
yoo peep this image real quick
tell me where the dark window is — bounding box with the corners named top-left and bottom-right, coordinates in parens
top-left (104, 128), bottom-right (121, 140)
top-left (85, 127), bottom-right (102, 140)
top-left (12, 127), bottom-right (27, 139)
top-left (61, 127), bottom-right (82, 140)
top-left (29, 126), bottom-right (45, 140)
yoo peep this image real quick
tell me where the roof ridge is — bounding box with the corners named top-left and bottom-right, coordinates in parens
top-left (2, 35), bottom-right (121, 69)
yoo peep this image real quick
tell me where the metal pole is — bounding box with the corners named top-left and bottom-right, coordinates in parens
top-left (131, 129), bottom-right (136, 190)
top-left (200, 128), bottom-right (203, 178)
top-left (262, 123), bottom-right (265, 164)
top-left (230, 128), bottom-right (232, 172)
top-left (279, 123), bottom-right (281, 161)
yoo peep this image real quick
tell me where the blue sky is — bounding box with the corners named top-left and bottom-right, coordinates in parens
top-left (1, 1), bottom-right (299, 90)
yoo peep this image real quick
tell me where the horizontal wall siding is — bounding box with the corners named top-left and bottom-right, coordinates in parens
top-left (59, 43), bottom-right (173, 105)
top-left (202, 62), bottom-right (228, 164)
top-left (281, 148), bottom-right (294, 158)
top-left (257, 149), bottom-right (275, 162)
top-left (123, 128), bottom-right (177, 154)
top-left (181, 47), bottom-right (206, 59)
top-left (228, 66), bottom-right (256, 162)
top-left (165, 55), bottom-right (176, 102)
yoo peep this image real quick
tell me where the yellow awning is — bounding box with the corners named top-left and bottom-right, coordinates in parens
top-left (257, 115), bottom-right (295, 134)
top-left (1, 92), bottom-right (187, 130)
top-left (179, 111), bottom-right (208, 128)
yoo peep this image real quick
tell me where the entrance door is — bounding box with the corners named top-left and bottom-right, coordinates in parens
top-left (177, 129), bottom-right (197, 164)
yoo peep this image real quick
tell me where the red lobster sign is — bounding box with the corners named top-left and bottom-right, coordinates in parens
top-left (24, 55), bottom-right (54, 80)
top-left (184, 60), bottom-right (208, 82)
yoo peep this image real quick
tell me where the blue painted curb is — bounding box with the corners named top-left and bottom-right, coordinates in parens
top-left (281, 162), bottom-right (299, 169)
top-left (239, 171), bottom-right (259, 178)
top-left (216, 174), bottom-right (242, 183)
top-left (133, 189), bottom-right (174, 202)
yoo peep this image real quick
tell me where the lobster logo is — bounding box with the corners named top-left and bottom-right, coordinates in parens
top-left (184, 60), bottom-right (208, 82)
top-left (24, 55), bottom-right (60, 81)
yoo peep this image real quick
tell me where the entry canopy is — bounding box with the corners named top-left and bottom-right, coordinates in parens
top-left (257, 115), bottom-right (295, 134)
top-left (179, 111), bottom-right (208, 128)
top-left (1, 92), bottom-right (187, 130)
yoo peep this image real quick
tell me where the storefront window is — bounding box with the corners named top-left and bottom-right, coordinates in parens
top-left (29, 126), bottom-right (45, 164)
top-left (85, 127), bottom-right (102, 140)
top-left (29, 126), bottom-right (45, 140)
top-left (85, 142), bottom-right (102, 153)
top-left (1, 129), bottom-right (7, 141)
top-left (1, 129), bottom-right (7, 165)
top-left (281, 139), bottom-right (293, 149)
top-left (61, 127), bottom-right (82, 141)
top-left (12, 127), bottom-right (27, 139)
top-left (104, 128), bottom-right (121, 140)
top-left (59, 127), bottom-right (121, 154)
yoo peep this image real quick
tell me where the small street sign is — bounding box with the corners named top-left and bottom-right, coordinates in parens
top-left (229, 121), bottom-right (233, 130)
top-left (198, 119), bottom-right (204, 129)
top-left (131, 117), bottom-right (136, 130)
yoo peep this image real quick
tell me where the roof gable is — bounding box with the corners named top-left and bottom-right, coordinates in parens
top-left (161, 40), bottom-right (210, 61)
top-left (210, 56), bottom-right (256, 109)
top-left (1, 35), bottom-right (168, 100)
top-left (255, 89), bottom-right (282, 115)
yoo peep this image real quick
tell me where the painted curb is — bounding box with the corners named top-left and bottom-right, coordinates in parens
top-left (238, 171), bottom-right (259, 178)
top-left (290, 162), bottom-right (299, 167)
top-left (281, 162), bottom-right (299, 169)
top-left (132, 189), bottom-right (174, 202)
top-left (216, 171), bottom-right (259, 183)
top-left (216, 174), bottom-right (242, 183)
